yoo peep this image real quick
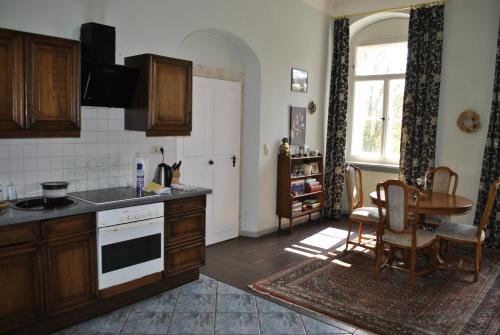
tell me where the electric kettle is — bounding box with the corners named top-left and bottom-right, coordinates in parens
top-left (153, 148), bottom-right (173, 187)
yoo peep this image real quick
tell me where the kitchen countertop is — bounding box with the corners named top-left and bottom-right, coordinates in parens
top-left (0, 187), bottom-right (212, 227)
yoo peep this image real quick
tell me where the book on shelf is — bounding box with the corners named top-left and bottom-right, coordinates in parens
top-left (305, 184), bottom-right (322, 193)
top-left (291, 180), bottom-right (305, 195)
top-left (303, 202), bottom-right (321, 209)
top-left (303, 199), bottom-right (319, 204)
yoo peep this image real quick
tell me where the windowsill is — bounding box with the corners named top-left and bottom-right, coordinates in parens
top-left (346, 161), bottom-right (400, 174)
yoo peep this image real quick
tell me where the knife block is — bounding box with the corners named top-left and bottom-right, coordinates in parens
top-left (172, 170), bottom-right (180, 184)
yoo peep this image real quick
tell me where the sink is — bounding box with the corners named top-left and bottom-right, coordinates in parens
top-left (12, 198), bottom-right (75, 211)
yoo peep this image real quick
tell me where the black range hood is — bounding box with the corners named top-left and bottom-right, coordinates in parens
top-left (80, 22), bottom-right (140, 108)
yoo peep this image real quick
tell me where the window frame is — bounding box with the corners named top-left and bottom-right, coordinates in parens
top-left (346, 37), bottom-right (408, 168)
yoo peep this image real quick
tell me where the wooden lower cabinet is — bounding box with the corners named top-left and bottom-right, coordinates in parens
top-left (42, 232), bottom-right (98, 316)
top-left (165, 239), bottom-right (205, 276)
top-left (165, 210), bottom-right (205, 245)
top-left (2, 195), bottom-right (207, 335)
top-left (0, 243), bottom-right (43, 333)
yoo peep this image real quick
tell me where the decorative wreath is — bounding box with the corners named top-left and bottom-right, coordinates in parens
top-left (457, 109), bottom-right (481, 133)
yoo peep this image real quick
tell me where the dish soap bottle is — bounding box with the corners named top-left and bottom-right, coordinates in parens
top-left (133, 153), bottom-right (146, 187)
top-left (136, 163), bottom-right (144, 195)
top-left (7, 182), bottom-right (16, 201)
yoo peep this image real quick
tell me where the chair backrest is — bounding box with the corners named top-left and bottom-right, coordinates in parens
top-left (345, 163), bottom-right (364, 212)
top-left (376, 179), bottom-right (420, 235)
top-left (425, 166), bottom-right (458, 195)
top-left (478, 179), bottom-right (500, 236)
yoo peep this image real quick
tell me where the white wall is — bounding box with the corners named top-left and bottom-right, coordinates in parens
top-left (436, 0), bottom-right (499, 224)
top-left (0, 0), bottom-right (330, 235)
top-left (178, 31), bottom-right (245, 73)
top-left (336, 0), bottom-right (500, 224)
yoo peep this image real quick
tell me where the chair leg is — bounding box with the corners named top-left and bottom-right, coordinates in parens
top-left (474, 243), bottom-right (481, 282)
top-left (345, 218), bottom-right (353, 251)
top-left (409, 247), bottom-right (417, 286)
top-left (375, 239), bottom-right (383, 279)
top-left (388, 245), bottom-right (394, 266)
top-left (358, 222), bottom-right (363, 244)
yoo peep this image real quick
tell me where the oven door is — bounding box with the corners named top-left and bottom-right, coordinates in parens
top-left (98, 217), bottom-right (164, 290)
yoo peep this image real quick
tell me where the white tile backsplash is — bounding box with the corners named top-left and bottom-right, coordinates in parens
top-left (0, 107), bottom-right (176, 199)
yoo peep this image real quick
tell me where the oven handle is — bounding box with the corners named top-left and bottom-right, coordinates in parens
top-left (99, 218), bottom-right (164, 232)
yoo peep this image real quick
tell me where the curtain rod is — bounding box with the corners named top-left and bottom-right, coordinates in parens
top-left (331, 0), bottom-right (448, 20)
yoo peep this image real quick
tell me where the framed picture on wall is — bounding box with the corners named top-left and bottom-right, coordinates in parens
top-left (290, 106), bottom-right (306, 145)
top-left (291, 68), bottom-right (308, 93)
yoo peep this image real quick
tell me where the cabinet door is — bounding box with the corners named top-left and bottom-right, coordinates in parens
top-left (0, 28), bottom-right (24, 132)
top-left (25, 33), bottom-right (80, 135)
top-left (165, 239), bottom-right (205, 276)
top-left (149, 56), bottom-right (192, 136)
top-left (43, 233), bottom-right (97, 316)
top-left (0, 244), bottom-right (43, 333)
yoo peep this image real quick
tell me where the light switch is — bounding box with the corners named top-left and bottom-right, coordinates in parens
top-left (263, 144), bottom-right (269, 156)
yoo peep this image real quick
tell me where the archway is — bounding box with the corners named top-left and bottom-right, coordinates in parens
top-left (177, 29), bottom-right (262, 240)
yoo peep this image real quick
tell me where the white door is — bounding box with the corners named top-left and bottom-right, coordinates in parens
top-left (179, 77), bottom-right (241, 245)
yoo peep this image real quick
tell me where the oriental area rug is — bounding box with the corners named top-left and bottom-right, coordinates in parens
top-left (249, 247), bottom-right (500, 335)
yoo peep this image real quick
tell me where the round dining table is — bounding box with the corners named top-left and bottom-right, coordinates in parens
top-left (369, 191), bottom-right (473, 215)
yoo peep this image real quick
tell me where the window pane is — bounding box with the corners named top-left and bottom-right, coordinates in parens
top-left (351, 81), bottom-right (384, 157)
top-left (356, 42), bottom-right (408, 76)
top-left (385, 79), bottom-right (405, 160)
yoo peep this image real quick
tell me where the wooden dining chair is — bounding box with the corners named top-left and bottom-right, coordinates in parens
top-left (344, 163), bottom-right (379, 252)
top-left (435, 179), bottom-right (500, 282)
top-left (424, 166), bottom-right (459, 226)
top-left (425, 166), bottom-right (459, 195)
top-left (374, 180), bottom-right (437, 285)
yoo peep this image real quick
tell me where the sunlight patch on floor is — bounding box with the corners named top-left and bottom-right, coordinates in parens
top-left (291, 244), bottom-right (323, 254)
top-left (332, 259), bottom-right (352, 267)
top-left (299, 228), bottom-right (346, 250)
top-left (284, 247), bottom-right (328, 260)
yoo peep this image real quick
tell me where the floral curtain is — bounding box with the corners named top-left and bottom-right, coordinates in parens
top-left (474, 19), bottom-right (500, 249)
top-left (324, 18), bottom-right (349, 219)
top-left (399, 5), bottom-right (445, 185)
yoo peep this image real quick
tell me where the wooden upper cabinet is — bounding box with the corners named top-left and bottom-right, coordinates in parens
top-left (0, 27), bottom-right (80, 138)
top-left (125, 54), bottom-right (192, 136)
top-left (25, 33), bottom-right (80, 135)
top-left (0, 29), bottom-right (24, 131)
top-left (0, 243), bottom-right (43, 333)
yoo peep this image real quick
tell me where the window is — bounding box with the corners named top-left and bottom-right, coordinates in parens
top-left (348, 41), bottom-right (407, 165)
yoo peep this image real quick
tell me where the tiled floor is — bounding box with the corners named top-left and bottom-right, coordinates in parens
top-left (52, 274), bottom-right (361, 335)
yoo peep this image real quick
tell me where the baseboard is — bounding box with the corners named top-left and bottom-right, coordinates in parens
top-left (239, 212), bottom-right (324, 238)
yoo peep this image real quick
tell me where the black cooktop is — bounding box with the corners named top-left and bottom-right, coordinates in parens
top-left (69, 187), bottom-right (158, 205)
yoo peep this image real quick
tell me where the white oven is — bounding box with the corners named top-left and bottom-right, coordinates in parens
top-left (97, 203), bottom-right (164, 290)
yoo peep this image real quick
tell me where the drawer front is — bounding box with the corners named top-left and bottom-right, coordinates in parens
top-left (42, 214), bottom-right (95, 239)
top-left (165, 196), bottom-right (205, 215)
top-left (166, 210), bottom-right (205, 246)
top-left (165, 239), bottom-right (205, 276)
top-left (0, 222), bottom-right (39, 247)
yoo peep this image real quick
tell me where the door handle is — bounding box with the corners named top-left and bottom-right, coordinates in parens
top-left (208, 160), bottom-right (214, 166)
top-left (231, 155), bottom-right (237, 167)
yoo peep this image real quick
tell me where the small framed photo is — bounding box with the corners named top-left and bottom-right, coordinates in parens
top-left (290, 106), bottom-right (306, 145)
top-left (291, 68), bottom-right (308, 93)
top-left (310, 162), bottom-right (319, 174)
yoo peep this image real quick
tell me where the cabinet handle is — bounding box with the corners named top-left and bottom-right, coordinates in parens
top-left (181, 244), bottom-right (195, 250)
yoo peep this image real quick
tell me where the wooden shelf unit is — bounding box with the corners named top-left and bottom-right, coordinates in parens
top-left (276, 154), bottom-right (324, 232)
